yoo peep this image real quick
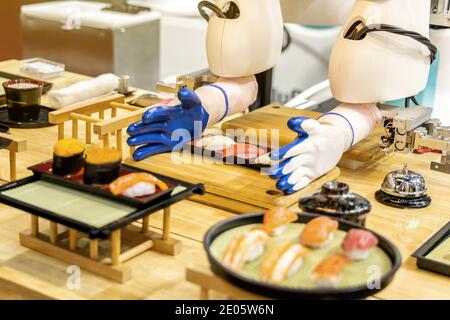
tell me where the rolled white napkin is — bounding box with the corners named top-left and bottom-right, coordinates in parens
top-left (48, 73), bottom-right (119, 109)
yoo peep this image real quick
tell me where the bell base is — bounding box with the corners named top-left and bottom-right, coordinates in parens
top-left (375, 190), bottom-right (431, 209)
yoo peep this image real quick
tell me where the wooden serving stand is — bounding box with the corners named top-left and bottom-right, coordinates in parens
top-left (222, 105), bottom-right (386, 169)
top-left (0, 132), bottom-right (26, 181)
top-left (12, 96), bottom-right (185, 283)
top-left (21, 208), bottom-right (179, 283)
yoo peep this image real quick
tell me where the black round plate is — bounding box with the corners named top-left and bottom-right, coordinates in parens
top-left (375, 190), bottom-right (431, 209)
top-left (0, 105), bottom-right (55, 128)
top-left (204, 212), bottom-right (401, 299)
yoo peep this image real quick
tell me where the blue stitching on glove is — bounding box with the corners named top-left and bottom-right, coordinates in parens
top-left (207, 84), bottom-right (229, 122)
top-left (318, 112), bottom-right (355, 147)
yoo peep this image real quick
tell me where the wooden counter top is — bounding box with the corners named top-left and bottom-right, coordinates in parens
top-left (0, 59), bottom-right (448, 300)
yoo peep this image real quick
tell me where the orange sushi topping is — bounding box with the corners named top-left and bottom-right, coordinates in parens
top-left (301, 216), bottom-right (338, 246)
top-left (53, 138), bottom-right (85, 158)
top-left (109, 172), bottom-right (168, 196)
top-left (263, 207), bottom-right (298, 231)
top-left (313, 254), bottom-right (351, 278)
top-left (85, 147), bottom-right (122, 164)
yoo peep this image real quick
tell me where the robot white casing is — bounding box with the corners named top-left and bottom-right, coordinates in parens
top-left (329, 0), bottom-right (432, 104)
top-left (205, 0), bottom-right (284, 78)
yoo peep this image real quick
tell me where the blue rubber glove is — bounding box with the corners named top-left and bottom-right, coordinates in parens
top-left (268, 116), bottom-right (348, 194)
top-left (127, 88), bottom-right (209, 161)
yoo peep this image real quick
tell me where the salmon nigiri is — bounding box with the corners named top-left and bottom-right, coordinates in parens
top-left (260, 242), bottom-right (309, 284)
top-left (300, 216), bottom-right (338, 248)
top-left (109, 173), bottom-right (168, 197)
top-left (312, 254), bottom-right (351, 288)
top-left (261, 207), bottom-right (298, 236)
top-left (222, 229), bottom-right (270, 271)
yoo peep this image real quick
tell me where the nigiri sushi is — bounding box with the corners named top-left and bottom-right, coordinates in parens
top-left (109, 172), bottom-right (168, 198)
top-left (261, 207), bottom-right (298, 236)
top-left (341, 229), bottom-right (379, 260)
top-left (260, 242), bottom-right (308, 284)
top-left (312, 254), bottom-right (351, 288)
top-left (195, 135), bottom-right (236, 152)
top-left (222, 229), bottom-right (270, 271)
top-left (222, 143), bottom-right (266, 160)
top-left (300, 216), bottom-right (338, 249)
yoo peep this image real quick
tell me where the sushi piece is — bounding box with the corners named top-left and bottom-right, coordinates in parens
top-left (52, 138), bottom-right (85, 176)
top-left (300, 216), bottom-right (338, 249)
top-left (83, 147), bottom-right (122, 185)
top-left (261, 207), bottom-right (298, 236)
top-left (222, 143), bottom-right (266, 160)
top-left (312, 254), bottom-right (351, 288)
top-left (109, 172), bottom-right (169, 198)
top-left (222, 229), bottom-right (270, 271)
top-left (260, 242), bottom-right (309, 284)
top-left (341, 229), bottom-right (379, 260)
top-left (195, 135), bottom-right (236, 152)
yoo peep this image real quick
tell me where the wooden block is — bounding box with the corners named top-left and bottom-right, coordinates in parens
top-left (9, 151), bottom-right (16, 181)
top-left (163, 207), bottom-right (171, 241)
top-left (119, 240), bottom-right (153, 263)
top-left (186, 264), bottom-right (269, 300)
top-left (125, 153), bottom-right (340, 213)
top-left (20, 232), bottom-right (132, 283)
top-left (152, 237), bottom-right (182, 256)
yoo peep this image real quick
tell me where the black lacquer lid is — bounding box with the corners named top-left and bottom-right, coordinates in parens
top-left (299, 181), bottom-right (371, 217)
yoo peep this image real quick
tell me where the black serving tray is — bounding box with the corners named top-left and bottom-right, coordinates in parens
top-left (204, 212), bottom-right (402, 300)
top-left (0, 71), bottom-right (53, 104)
top-left (189, 140), bottom-right (271, 170)
top-left (29, 161), bottom-right (180, 208)
top-left (0, 105), bottom-right (55, 128)
top-left (0, 169), bottom-right (204, 239)
top-left (412, 221), bottom-right (450, 277)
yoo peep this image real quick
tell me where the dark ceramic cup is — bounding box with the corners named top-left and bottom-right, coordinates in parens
top-left (2, 79), bottom-right (43, 121)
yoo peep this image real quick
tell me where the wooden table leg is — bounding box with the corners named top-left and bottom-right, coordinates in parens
top-left (200, 287), bottom-right (209, 300)
top-left (90, 239), bottom-right (99, 259)
top-left (163, 207), bottom-right (171, 241)
top-left (69, 229), bottom-right (78, 251)
top-left (142, 216), bottom-right (149, 234)
top-left (31, 215), bottom-right (39, 236)
top-left (9, 151), bottom-right (16, 182)
top-left (50, 222), bottom-right (58, 244)
top-left (111, 229), bottom-right (121, 266)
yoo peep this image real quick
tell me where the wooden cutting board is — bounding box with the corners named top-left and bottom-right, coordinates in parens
top-left (222, 104), bottom-right (385, 167)
top-left (124, 152), bottom-right (340, 214)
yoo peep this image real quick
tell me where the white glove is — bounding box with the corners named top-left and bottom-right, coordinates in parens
top-left (268, 103), bottom-right (382, 194)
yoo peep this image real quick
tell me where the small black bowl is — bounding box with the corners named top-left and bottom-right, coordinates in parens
top-left (204, 212), bottom-right (401, 300)
top-left (2, 79), bottom-right (43, 122)
top-left (83, 161), bottom-right (121, 185)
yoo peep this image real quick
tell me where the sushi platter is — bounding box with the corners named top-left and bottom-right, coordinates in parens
top-left (198, 210), bottom-right (401, 299)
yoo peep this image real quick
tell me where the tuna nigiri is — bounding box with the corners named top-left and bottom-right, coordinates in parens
top-left (222, 143), bottom-right (266, 160)
top-left (342, 229), bottom-right (379, 260)
top-left (261, 207), bottom-right (298, 236)
top-left (109, 173), bottom-right (169, 198)
top-left (260, 242), bottom-right (309, 284)
top-left (300, 216), bottom-right (338, 249)
top-left (312, 254), bottom-right (351, 288)
top-left (222, 229), bottom-right (270, 271)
